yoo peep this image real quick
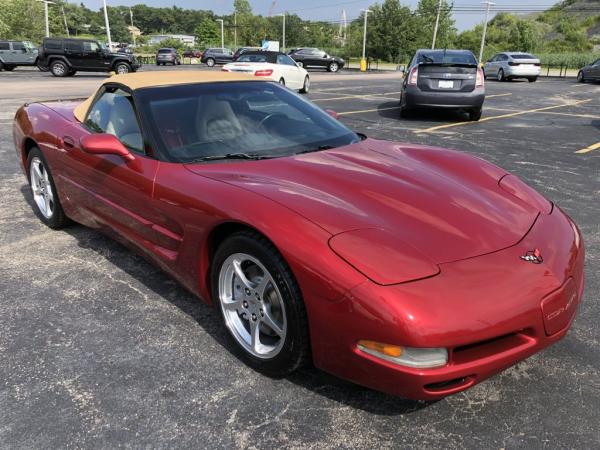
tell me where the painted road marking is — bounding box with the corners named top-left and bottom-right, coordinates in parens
top-left (575, 142), bottom-right (600, 154)
top-left (312, 92), bottom-right (510, 103)
top-left (312, 92), bottom-right (401, 102)
top-left (415, 99), bottom-right (592, 134)
top-left (486, 93), bottom-right (513, 99)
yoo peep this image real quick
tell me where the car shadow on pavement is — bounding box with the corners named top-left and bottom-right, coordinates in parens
top-left (376, 101), bottom-right (468, 122)
top-left (19, 184), bottom-right (436, 416)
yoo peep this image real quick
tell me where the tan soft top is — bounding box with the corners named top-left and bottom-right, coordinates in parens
top-left (73, 70), bottom-right (258, 122)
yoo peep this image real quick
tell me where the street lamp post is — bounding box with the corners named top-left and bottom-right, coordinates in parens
top-left (102, 0), bottom-right (112, 51)
top-left (431, 0), bottom-right (442, 49)
top-left (37, 0), bottom-right (55, 38)
top-left (478, 1), bottom-right (495, 63)
top-left (216, 19), bottom-right (224, 50)
top-left (360, 9), bottom-right (370, 72)
top-left (279, 13), bottom-right (286, 52)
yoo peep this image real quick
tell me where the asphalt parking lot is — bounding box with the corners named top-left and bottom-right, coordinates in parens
top-left (0, 67), bottom-right (599, 448)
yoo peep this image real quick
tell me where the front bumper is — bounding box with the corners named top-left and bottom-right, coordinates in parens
top-left (404, 85), bottom-right (485, 109)
top-left (309, 207), bottom-right (584, 400)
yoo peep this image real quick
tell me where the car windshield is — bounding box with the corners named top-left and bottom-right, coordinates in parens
top-left (417, 51), bottom-right (477, 65)
top-left (158, 49), bottom-right (173, 54)
top-left (136, 81), bottom-right (360, 163)
top-left (237, 54), bottom-right (269, 63)
top-left (510, 54), bottom-right (536, 59)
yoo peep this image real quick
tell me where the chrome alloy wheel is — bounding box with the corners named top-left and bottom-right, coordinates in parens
top-left (29, 157), bottom-right (55, 219)
top-left (218, 253), bottom-right (287, 359)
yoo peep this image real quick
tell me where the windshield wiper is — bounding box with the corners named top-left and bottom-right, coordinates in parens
top-left (296, 145), bottom-right (335, 155)
top-left (189, 153), bottom-right (273, 162)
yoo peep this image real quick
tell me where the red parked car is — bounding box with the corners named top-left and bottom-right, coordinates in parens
top-left (13, 71), bottom-right (585, 400)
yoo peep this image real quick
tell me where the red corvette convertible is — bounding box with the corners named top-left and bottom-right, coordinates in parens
top-left (13, 72), bottom-right (584, 400)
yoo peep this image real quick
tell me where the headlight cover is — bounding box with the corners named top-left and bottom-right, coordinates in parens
top-left (498, 174), bottom-right (552, 214)
top-left (329, 228), bottom-right (440, 285)
top-left (357, 340), bottom-right (448, 369)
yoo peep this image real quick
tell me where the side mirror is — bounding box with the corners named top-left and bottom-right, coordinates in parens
top-left (325, 109), bottom-right (339, 120)
top-left (80, 133), bottom-right (135, 161)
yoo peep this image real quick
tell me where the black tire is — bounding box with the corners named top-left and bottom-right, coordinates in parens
top-left (469, 108), bottom-right (483, 121)
top-left (66, 70), bottom-right (76, 77)
top-left (50, 60), bottom-right (68, 77)
top-left (156, 62), bottom-right (160, 66)
top-left (528, 77), bottom-right (537, 82)
top-left (211, 230), bottom-right (310, 376)
top-left (206, 58), bottom-right (215, 67)
top-left (3, 65), bottom-right (15, 71)
top-left (299, 76), bottom-right (310, 94)
top-left (399, 94), bottom-right (411, 118)
top-left (328, 61), bottom-right (340, 73)
top-left (279, 77), bottom-right (285, 86)
top-left (577, 71), bottom-right (585, 83)
top-left (0, 60), bottom-right (3, 71)
top-left (26, 147), bottom-right (68, 229)
top-left (114, 62), bottom-right (131, 74)
top-left (497, 68), bottom-right (505, 82)
top-left (37, 61), bottom-right (49, 72)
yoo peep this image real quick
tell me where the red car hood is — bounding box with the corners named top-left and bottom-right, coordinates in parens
top-left (191, 139), bottom-right (539, 264)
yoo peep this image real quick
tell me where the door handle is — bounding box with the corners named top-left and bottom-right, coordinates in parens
top-left (62, 136), bottom-right (75, 149)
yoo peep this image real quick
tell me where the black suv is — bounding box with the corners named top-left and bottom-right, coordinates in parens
top-left (38, 38), bottom-right (140, 77)
top-left (288, 48), bottom-right (344, 72)
top-left (201, 48), bottom-right (234, 67)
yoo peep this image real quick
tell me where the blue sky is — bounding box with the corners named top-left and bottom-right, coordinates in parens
top-left (79, 0), bottom-right (559, 31)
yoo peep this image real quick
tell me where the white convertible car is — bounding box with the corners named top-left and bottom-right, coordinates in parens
top-left (222, 51), bottom-right (310, 93)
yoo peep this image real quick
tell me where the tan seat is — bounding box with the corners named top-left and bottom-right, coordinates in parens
top-left (105, 95), bottom-right (143, 151)
top-left (196, 96), bottom-right (243, 142)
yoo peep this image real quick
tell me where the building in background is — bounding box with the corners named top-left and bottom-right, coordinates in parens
top-left (148, 34), bottom-right (196, 46)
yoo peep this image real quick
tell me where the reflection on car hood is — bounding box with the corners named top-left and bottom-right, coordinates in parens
top-left (186, 139), bottom-right (539, 264)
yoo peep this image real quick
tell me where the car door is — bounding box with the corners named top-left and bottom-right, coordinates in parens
top-left (63, 40), bottom-right (85, 68)
top-left (81, 40), bottom-right (110, 70)
top-left (484, 54), bottom-right (498, 76)
top-left (498, 54), bottom-right (509, 75)
top-left (590, 59), bottom-right (600, 80)
top-left (291, 50), bottom-right (308, 66)
top-left (277, 54), bottom-right (303, 88)
top-left (58, 86), bottom-right (173, 256)
top-left (0, 41), bottom-right (13, 64)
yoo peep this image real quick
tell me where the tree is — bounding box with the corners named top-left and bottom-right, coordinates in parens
top-left (415, 0), bottom-right (456, 49)
top-left (234, 0), bottom-right (252, 16)
top-left (195, 17), bottom-right (219, 47)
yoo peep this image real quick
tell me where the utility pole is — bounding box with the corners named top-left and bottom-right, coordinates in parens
top-left (61, 6), bottom-right (69, 36)
top-left (360, 9), bottom-right (370, 72)
top-left (37, 0), bottom-right (55, 38)
top-left (431, 0), bottom-right (442, 49)
top-left (234, 12), bottom-right (237, 49)
top-left (129, 7), bottom-right (136, 46)
top-left (279, 13), bottom-right (286, 52)
top-left (216, 19), bottom-right (224, 49)
top-left (478, 1), bottom-right (495, 63)
top-left (102, 0), bottom-right (112, 51)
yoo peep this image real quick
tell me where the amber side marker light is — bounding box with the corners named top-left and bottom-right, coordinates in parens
top-left (357, 340), bottom-right (448, 369)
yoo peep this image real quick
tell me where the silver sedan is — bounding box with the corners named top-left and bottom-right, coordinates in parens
top-left (483, 52), bottom-right (541, 82)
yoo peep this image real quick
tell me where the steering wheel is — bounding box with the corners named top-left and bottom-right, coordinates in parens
top-left (258, 113), bottom-right (287, 129)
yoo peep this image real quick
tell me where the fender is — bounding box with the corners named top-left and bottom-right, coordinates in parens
top-left (47, 55), bottom-right (72, 68)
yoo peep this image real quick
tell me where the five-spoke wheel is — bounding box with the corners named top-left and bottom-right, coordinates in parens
top-left (218, 253), bottom-right (287, 359)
